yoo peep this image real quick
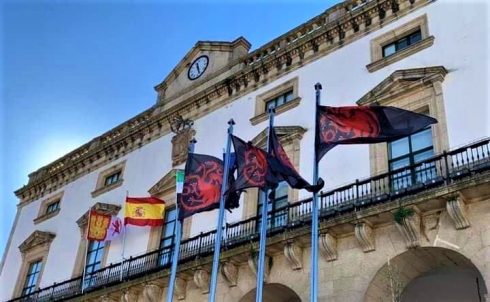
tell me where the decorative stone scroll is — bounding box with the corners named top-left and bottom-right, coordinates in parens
top-left (284, 240), bottom-right (303, 270)
top-left (446, 194), bottom-right (470, 230)
top-left (193, 269), bottom-right (210, 294)
top-left (120, 287), bottom-right (140, 302)
top-left (248, 253), bottom-right (272, 281)
top-left (320, 232), bottom-right (338, 262)
top-left (355, 222), bottom-right (375, 252)
top-left (174, 277), bottom-right (187, 300)
top-left (143, 282), bottom-right (162, 302)
top-left (221, 261), bottom-right (239, 287)
top-left (394, 208), bottom-right (421, 249)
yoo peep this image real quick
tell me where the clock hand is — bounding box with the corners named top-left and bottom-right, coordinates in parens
top-left (196, 63), bottom-right (201, 74)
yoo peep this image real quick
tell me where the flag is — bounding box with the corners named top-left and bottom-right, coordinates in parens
top-left (228, 135), bottom-right (280, 193)
top-left (316, 105), bottom-right (438, 161)
top-left (176, 169), bottom-right (185, 194)
top-left (179, 153), bottom-right (240, 220)
top-left (87, 210), bottom-right (122, 241)
top-left (269, 127), bottom-right (324, 193)
top-left (124, 197), bottom-right (165, 226)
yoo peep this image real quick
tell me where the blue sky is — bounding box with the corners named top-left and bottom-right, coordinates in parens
top-left (0, 0), bottom-right (341, 257)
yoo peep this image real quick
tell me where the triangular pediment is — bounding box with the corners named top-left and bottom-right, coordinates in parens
top-left (251, 126), bottom-right (307, 149)
top-left (148, 168), bottom-right (183, 196)
top-left (154, 37), bottom-right (251, 102)
top-left (357, 66), bottom-right (448, 106)
top-left (19, 230), bottom-right (55, 253)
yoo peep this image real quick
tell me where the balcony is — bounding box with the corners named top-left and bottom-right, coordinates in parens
top-left (7, 138), bottom-right (490, 302)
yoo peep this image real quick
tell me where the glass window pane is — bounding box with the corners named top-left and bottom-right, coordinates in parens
top-left (414, 149), bottom-right (434, 163)
top-left (411, 128), bottom-right (433, 151)
top-left (383, 43), bottom-right (396, 57)
top-left (275, 182), bottom-right (288, 199)
top-left (390, 157), bottom-right (410, 170)
top-left (285, 90), bottom-right (294, 102)
top-left (410, 30), bottom-right (422, 44)
top-left (389, 137), bottom-right (409, 159)
top-left (397, 37), bottom-right (408, 50)
top-left (276, 95), bottom-right (285, 106)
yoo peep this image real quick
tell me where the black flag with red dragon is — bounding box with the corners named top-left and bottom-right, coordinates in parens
top-left (178, 153), bottom-right (239, 220)
top-left (316, 105), bottom-right (438, 161)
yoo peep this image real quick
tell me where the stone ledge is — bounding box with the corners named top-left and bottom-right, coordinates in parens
top-left (366, 36), bottom-right (435, 73)
top-left (33, 209), bottom-right (61, 225)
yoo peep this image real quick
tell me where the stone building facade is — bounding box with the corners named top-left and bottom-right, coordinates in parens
top-left (1, 0), bottom-right (489, 301)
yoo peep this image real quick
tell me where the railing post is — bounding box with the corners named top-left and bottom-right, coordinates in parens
top-left (197, 232), bottom-right (203, 255)
top-left (443, 151), bottom-right (450, 184)
top-left (355, 179), bottom-right (360, 210)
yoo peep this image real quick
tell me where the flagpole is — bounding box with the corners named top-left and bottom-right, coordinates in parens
top-left (81, 207), bottom-right (91, 294)
top-left (255, 108), bottom-right (274, 302)
top-left (167, 139), bottom-right (196, 302)
top-left (310, 83), bottom-right (322, 302)
top-left (119, 191), bottom-right (128, 282)
top-left (209, 119), bottom-right (235, 302)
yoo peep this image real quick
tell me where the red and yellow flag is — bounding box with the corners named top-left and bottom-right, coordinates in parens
top-left (124, 197), bottom-right (165, 226)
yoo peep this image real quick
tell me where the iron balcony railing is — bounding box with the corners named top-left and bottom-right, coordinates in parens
top-left (7, 138), bottom-right (490, 302)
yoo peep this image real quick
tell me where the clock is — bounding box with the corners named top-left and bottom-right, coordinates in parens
top-left (188, 55), bottom-right (209, 80)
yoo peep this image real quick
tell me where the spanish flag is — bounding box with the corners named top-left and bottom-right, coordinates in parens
top-left (124, 197), bottom-right (165, 226)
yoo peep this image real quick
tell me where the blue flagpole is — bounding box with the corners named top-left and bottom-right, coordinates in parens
top-left (167, 139), bottom-right (196, 302)
top-left (310, 83), bottom-right (322, 302)
top-left (209, 119), bottom-right (235, 302)
top-left (256, 108), bottom-right (275, 302)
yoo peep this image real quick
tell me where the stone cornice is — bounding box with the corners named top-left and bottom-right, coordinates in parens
top-left (16, 0), bottom-right (432, 206)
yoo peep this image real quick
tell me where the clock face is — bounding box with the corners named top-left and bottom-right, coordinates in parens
top-left (188, 55), bottom-right (209, 80)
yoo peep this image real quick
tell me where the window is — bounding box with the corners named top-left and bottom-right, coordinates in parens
top-left (84, 241), bottom-right (105, 287)
top-left (34, 192), bottom-right (63, 224)
top-left (45, 200), bottom-right (60, 215)
top-left (91, 161), bottom-right (126, 198)
top-left (251, 77), bottom-right (300, 125)
top-left (257, 181), bottom-right (289, 230)
top-left (159, 207), bottom-right (177, 266)
top-left (367, 15), bottom-right (434, 72)
top-left (21, 260), bottom-right (42, 295)
top-left (382, 30), bottom-right (422, 57)
top-left (104, 171), bottom-right (121, 186)
top-left (265, 90), bottom-right (294, 111)
top-left (389, 128), bottom-right (435, 189)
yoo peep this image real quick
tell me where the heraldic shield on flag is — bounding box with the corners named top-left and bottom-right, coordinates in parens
top-left (87, 210), bottom-right (123, 242)
top-left (178, 153), bottom-right (240, 220)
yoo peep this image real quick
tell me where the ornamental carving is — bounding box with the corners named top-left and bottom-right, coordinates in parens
top-left (193, 269), bottom-right (210, 294)
top-left (142, 282), bottom-right (162, 302)
top-left (19, 231), bottom-right (56, 254)
top-left (174, 277), bottom-right (187, 300)
top-left (283, 240), bottom-right (303, 270)
top-left (170, 115), bottom-right (195, 166)
top-left (355, 222), bottom-right (375, 252)
top-left (394, 208), bottom-right (421, 249)
top-left (248, 253), bottom-right (272, 281)
top-left (446, 194), bottom-right (470, 230)
top-left (221, 261), bottom-right (238, 287)
top-left (320, 232), bottom-right (338, 262)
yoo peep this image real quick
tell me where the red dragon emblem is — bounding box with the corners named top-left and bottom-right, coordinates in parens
top-left (242, 146), bottom-right (268, 186)
top-left (319, 106), bottom-right (380, 144)
top-left (180, 160), bottom-right (223, 212)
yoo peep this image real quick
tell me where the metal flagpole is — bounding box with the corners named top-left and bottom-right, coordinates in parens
top-left (209, 119), bottom-right (235, 302)
top-left (167, 139), bottom-right (196, 302)
top-left (81, 207), bottom-right (91, 294)
top-left (119, 191), bottom-right (129, 281)
top-left (255, 108), bottom-right (275, 302)
top-left (310, 83), bottom-right (322, 302)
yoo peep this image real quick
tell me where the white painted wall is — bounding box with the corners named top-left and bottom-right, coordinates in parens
top-left (1, 1), bottom-right (489, 300)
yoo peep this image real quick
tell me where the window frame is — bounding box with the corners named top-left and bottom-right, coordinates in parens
top-left (382, 29), bottom-right (422, 58)
top-left (256, 181), bottom-right (289, 231)
top-left (91, 161), bottom-right (126, 198)
top-left (250, 77), bottom-right (300, 125)
top-left (367, 14), bottom-right (434, 73)
top-left (21, 260), bottom-right (43, 296)
top-left (83, 240), bottom-right (106, 287)
top-left (34, 192), bottom-right (63, 224)
top-left (158, 205), bottom-right (178, 266)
